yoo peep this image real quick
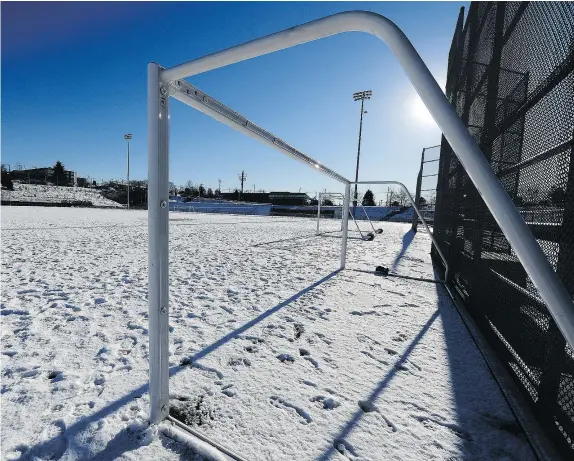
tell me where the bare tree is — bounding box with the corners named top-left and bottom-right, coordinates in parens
top-left (386, 186), bottom-right (398, 206)
top-left (397, 188), bottom-right (409, 207)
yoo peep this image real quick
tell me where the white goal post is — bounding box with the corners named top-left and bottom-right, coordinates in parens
top-left (148, 10), bottom-right (574, 438)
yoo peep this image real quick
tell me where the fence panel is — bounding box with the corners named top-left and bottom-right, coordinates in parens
top-left (432, 2), bottom-right (574, 456)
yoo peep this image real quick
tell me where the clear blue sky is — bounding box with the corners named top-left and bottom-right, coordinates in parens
top-left (2, 1), bottom-right (467, 199)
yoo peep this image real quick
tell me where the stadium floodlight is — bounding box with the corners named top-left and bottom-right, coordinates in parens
top-left (351, 90), bottom-right (372, 216)
top-left (353, 90), bottom-right (372, 101)
top-left (148, 9), bottom-right (574, 457)
top-left (124, 134), bottom-right (132, 209)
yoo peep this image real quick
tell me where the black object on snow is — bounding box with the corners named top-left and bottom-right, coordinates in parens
top-left (375, 266), bottom-right (389, 275)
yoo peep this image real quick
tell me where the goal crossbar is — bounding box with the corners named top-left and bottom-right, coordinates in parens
top-left (171, 79), bottom-right (349, 184)
top-left (148, 10), bottom-right (574, 449)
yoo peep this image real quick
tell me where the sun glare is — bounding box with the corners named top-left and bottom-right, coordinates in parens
top-left (407, 79), bottom-right (446, 128)
top-left (409, 94), bottom-right (436, 127)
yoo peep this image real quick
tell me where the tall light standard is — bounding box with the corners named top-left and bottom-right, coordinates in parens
top-left (124, 134), bottom-right (132, 209)
top-left (352, 90), bottom-right (372, 215)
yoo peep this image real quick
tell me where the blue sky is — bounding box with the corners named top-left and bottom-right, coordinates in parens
top-left (2, 1), bottom-right (467, 199)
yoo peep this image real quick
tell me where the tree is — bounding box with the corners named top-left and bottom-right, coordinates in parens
top-left (391, 200), bottom-right (400, 207)
top-left (1, 164), bottom-right (14, 190)
top-left (418, 196), bottom-right (427, 206)
top-left (198, 184), bottom-right (206, 197)
top-left (386, 186), bottom-right (397, 206)
top-left (322, 198), bottom-right (334, 206)
top-left (207, 188), bottom-right (214, 197)
top-left (397, 189), bottom-right (409, 206)
top-left (169, 182), bottom-right (178, 196)
top-left (53, 161), bottom-right (66, 186)
top-left (362, 189), bottom-right (375, 206)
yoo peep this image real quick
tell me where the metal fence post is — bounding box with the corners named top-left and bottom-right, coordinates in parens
top-left (316, 193), bottom-right (321, 235)
top-left (148, 62), bottom-right (170, 424)
top-left (412, 148), bottom-right (425, 232)
top-left (340, 184), bottom-right (351, 268)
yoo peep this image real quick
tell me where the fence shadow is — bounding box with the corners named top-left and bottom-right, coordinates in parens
top-left (391, 228), bottom-right (415, 273)
top-left (315, 309), bottom-right (440, 461)
top-left (315, 270), bottom-right (534, 460)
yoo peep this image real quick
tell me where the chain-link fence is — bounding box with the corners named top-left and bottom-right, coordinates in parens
top-left (412, 145), bottom-right (441, 230)
top-left (431, 2), bottom-right (574, 456)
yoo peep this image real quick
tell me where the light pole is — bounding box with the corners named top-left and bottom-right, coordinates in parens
top-left (352, 90), bottom-right (372, 216)
top-left (124, 134), bottom-right (132, 209)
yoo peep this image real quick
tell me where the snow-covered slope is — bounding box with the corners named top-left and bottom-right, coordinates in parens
top-left (1, 207), bottom-right (534, 460)
top-left (1, 183), bottom-right (123, 208)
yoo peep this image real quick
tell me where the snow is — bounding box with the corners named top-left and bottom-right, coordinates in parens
top-left (1, 206), bottom-right (534, 460)
top-left (1, 184), bottom-right (123, 208)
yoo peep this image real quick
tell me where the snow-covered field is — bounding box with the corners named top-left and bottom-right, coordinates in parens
top-left (1, 207), bottom-right (534, 460)
top-left (1, 184), bottom-right (123, 208)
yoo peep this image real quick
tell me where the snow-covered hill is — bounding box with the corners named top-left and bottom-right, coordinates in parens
top-left (1, 183), bottom-right (123, 208)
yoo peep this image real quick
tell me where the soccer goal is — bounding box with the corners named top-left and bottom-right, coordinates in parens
top-left (148, 9), bottom-right (574, 457)
top-left (316, 191), bottom-right (383, 239)
top-left (316, 192), bottom-right (381, 240)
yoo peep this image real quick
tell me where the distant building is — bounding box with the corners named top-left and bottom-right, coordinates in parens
top-left (218, 191), bottom-right (311, 206)
top-left (268, 192), bottom-right (311, 206)
top-left (76, 177), bottom-right (88, 188)
top-left (11, 167), bottom-right (76, 186)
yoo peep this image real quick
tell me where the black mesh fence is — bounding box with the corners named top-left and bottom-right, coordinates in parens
top-left (431, 2), bottom-right (574, 456)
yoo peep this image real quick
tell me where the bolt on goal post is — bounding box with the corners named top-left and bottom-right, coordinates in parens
top-left (148, 10), bottom-right (574, 425)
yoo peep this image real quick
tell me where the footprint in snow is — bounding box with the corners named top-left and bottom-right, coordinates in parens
top-left (333, 439), bottom-right (358, 458)
top-left (358, 400), bottom-right (378, 413)
top-left (412, 414), bottom-right (470, 440)
top-left (220, 384), bottom-right (236, 397)
top-left (21, 368), bottom-right (40, 379)
top-left (311, 395), bottom-right (340, 410)
top-left (228, 357), bottom-right (251, 368)
top-left (393, 332), bottom-right (408, 342)
top-left (277, 353), bottom-right (295, 363)
top-left (269, 396), bottom-right (312, 424)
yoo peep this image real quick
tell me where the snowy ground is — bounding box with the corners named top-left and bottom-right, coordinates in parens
top-left (1, 184), bottom-right (123, 208)
top-left (1, 207), bottom-right (534, 460)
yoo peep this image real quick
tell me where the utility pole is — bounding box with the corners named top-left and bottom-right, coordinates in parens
top-left (238, 170), bottom-right (246, 201)
top-left (352, 90), bottom-right (372, 216)
top-left (124, 134), bottom-right (132, 209)
top-left (218, 179), bottom-right (222, 196)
